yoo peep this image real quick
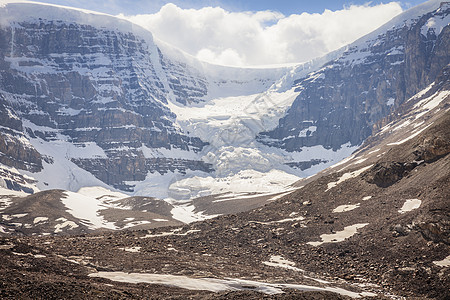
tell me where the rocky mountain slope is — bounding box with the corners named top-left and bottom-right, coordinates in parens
top-left (0, 57), bottom-right (448, 299)
top-left (259, 1), bottom-right (450, 152)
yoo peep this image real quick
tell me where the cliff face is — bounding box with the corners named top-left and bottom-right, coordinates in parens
top-left (0, 16), bottom-right (212, 191)
top-left (258, 4), bottom-right (450, 152)
top-left (0, 94), bottom-right (42, 173)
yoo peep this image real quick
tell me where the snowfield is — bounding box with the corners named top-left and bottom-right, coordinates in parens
top-left (262, 255), bottom-right (304, 272)
top-left (88, 271), bottom-right (375, 298)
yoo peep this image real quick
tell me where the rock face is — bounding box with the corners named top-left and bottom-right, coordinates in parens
top-left (72, 157), bottom-right (213, 191)
top-left (259, 3), bottom-right (450, 152)
top-left (0, 94), bottom-right (42, 173)
top-left (0, 6), bottom-right (212, 190)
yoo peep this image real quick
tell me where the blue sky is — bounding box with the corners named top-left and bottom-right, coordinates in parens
top-left (37, 0), bottom-right (426, 15)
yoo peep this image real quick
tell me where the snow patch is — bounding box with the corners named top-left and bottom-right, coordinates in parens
top-left (3, 213), bottom-right (27, 220)
top-left (249, 215), bottom-right (305, 225)
top-left (421, 14), bottom-right (450, 36)
top-left (88, 271), bottom-right (368, 297)
top-left (267, 190), bottom-right (296, 201)
top-left (414, 90), bottom-right (449, 114)
top-left (1, 214), bottom-right (12, 221)
top-left (119, 247), bottom-right (141, 253)
top-left (367, 149), bottom-right (380, 155)
top-left (333, 203), bottom-right (360, 213)
top-left (54, 218), bottom-right (79, 233)
top-left (141, 228), bottom-right (201, 238)
top-left (33, 217), bottom-right (48, 224)
top-left (308, 223), bottom-right (369, 246)
top-left (387, 123), bottom-right (433, 145)
top-left (11, 213), bottom-right (27, 218)
top-left (262, 255), bottom-right (304, 272)
top-left (398, 199), bottom-right (421, 214)
top-left (298, 126), bottom-right (317, 137)
top-left (433, 255), bottom-right (450, 267)
top-left (77, 186), bottom-right (129, 202)
top-left (122, 221), bottom-right (151, 229)
top-left (170, 202), bottom-right (218, 223)
top-left (61, 191), bottom-right (117, 230)
top-left (392, 120), bottom-right (412, 132)
top-left (351, 158), bottom-right (367, 165)
top-left (0, 186), bottom-right (28, 197)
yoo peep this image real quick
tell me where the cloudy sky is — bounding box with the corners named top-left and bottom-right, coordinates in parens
top-left (36, 0), bottom-right (428, 66)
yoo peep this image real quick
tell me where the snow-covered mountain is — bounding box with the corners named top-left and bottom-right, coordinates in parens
top-left (0, 1), bottom-right (291, 195)
top-left (0, 0), bottom-right (449, 231)
top-left (259, 1), bottom-right (449, 151)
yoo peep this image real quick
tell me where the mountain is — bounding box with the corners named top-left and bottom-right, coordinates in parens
top-left (259, 1), bottom-right (450, 152)
top-left (0, 51), bottom-right (448, 299)
top-left (0, 0), bottom-right (449, 299)
top-left (0, 1), bottom-right (289, 196)
top-left (0, 0), bottom-right (449, 233)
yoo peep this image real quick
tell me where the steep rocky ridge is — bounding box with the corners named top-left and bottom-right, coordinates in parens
top-left (259, 1), bottom-right (449, 153)
top-left (0, 94), bottom-right (42, 174)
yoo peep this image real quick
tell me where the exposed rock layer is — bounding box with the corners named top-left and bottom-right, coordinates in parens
top-left (259, 5), bottom-right (450, 151)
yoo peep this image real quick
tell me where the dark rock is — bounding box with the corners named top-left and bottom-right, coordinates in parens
top-left (362, 161), bottom-right (415, 187)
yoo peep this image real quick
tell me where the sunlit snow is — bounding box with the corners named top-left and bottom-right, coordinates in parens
top-left (307, 223), bottom-right (369, 246)
top-left (433, 255), bottom-right (450, 267)
top-left (89, 271), bottom-right (371, 297)
top-left (61, 191), bottom-right (117, 230)
top-left (33, 217), bottom-right (49, 224)
top-left (119, 247), bottom-right (141, 253)
top-left (54, 218), bottom-right (79, 233)
top-left (262, 255), bottom-right (304, 272)
top-left (141, 228), bottom-right (201, 238)
top-left (326, 165), bottom-right (372, 191)
top-left (333, 203), bottom-right (360, 213)
top-left (398, 199), bottom-right (422, 214)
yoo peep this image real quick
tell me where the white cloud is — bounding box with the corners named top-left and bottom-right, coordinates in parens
top-left (122, 2), bottom-right (403, 67)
